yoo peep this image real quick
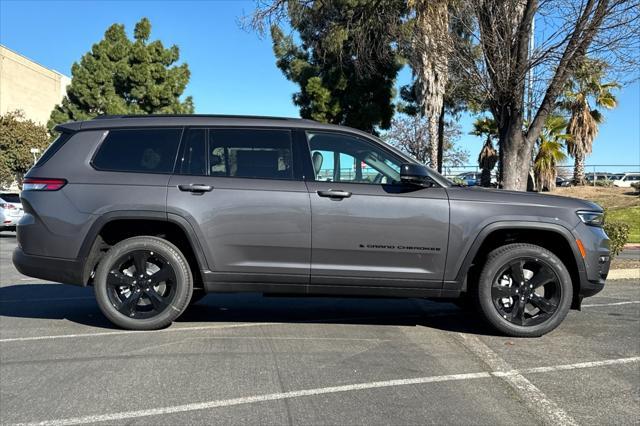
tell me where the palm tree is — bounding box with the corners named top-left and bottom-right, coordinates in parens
top-left (561, 59), bottom-right (619, 185)
top-left (534, 115), bottom-right (569, 192)
top-left (471, 117), bottom-right (498, 187)
top-left (408, 0), bottom-right (450, 170)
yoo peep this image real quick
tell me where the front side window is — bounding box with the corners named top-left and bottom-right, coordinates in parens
top-left (307, 132), bottom-right (401, 184)
top-left (93, 128), bottom-right (182, 173)
top-left (209, 129), bottom-right (293, 180)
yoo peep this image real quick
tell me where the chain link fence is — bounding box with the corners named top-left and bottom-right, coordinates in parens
top-left (442, 164), bottom-right (640, 186)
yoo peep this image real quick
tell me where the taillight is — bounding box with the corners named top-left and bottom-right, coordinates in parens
top-left (0, 203), bottom-right (16, 209)
top-left (22, 178), bottom-right (67, 191)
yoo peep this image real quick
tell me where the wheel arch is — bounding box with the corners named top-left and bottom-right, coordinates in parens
top-left (453, 222), bottom-right (586, 309)
top-left (79, 211), bottom-right (208, 287)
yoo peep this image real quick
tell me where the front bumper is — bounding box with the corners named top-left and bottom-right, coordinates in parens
top-left (574, 222), bottom-right (611, 300)
top-left (12, 247), bottom-right (85, 286)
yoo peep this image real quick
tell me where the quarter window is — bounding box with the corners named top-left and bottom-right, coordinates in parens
top-left (93, 128), bottom-right (182, 173)
top-left (209, 129), bottom-right (293, 180)
top-left (306, 132), bottom-right (401, 184)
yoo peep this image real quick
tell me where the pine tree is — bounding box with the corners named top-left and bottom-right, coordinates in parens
top-left (49, 18), bottom-right (193, 131)
top-left (269, 1), bottom-right (406, 134)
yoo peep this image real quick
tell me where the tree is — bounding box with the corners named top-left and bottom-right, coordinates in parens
top-left (561, 59), bottom-right (619, 185)
top-left (533, 115), bottom-right (569, 191)
top-left (49, 18), bottom-right (193, 131)
top-left (451, 0), bottom-right (638, 190)
top-left (251, 1), bottom-right (406, 134)
top-left (0, 111), bottom-right (50, 188)
top-left (401, 2), bottom-right (479, 173)
top-left (384, 114), bottom-right (468, 167)
top-left (407, 0), bottom-right (450, 169)
top-left (471, 117), bottom-right (499, 187)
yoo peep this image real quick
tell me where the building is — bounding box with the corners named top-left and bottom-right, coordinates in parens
top-left (0, 45), bottom-right (70, 125)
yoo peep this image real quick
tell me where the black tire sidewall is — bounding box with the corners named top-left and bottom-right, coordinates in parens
top-left (94, 236), bottom-right (193, 330)
top-left (478, 244), bottom-right (573, 337)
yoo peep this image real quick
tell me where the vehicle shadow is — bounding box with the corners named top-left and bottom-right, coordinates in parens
top-left (0, 283), bottom-right (500, 336)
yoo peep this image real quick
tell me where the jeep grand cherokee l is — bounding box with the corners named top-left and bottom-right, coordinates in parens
top-left (13, 115), bottom-right (611, 337)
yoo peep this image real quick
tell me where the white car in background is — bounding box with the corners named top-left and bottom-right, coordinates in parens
top-left (612, 172), bottom-right (640, 188)
top-left (0, 193), bottom-right (23, 232)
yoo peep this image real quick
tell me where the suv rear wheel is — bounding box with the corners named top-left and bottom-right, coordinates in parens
top-left (476, 243), bottom-right (572, 337)
top-left (94, 236), bottom-right (193, 330)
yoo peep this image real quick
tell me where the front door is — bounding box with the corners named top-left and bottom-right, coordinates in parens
top-left (303, 131), bottom-right (449, 289)
top-left (167, 127), bottom-right (311, 286)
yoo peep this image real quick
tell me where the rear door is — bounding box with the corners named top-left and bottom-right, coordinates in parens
top-left (302, 131), bottom-right (450, 289)
top-left (167, 127), bottom-right (311, 286)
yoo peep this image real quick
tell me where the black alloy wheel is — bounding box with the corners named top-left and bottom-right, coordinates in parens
top-left (106, 250), bottom-right (178, 319)
top-left (490, 258), bottom-right (561, 327)
top-left (477, 243), bottom-right (572, 337)
top-left (94, 236), bottom-right (193, 330)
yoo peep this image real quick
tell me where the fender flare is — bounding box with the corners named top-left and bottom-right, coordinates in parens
top-left (452, 221), bottom-right (586, 285)
top-left (78, 210), bottom-right (210, 283)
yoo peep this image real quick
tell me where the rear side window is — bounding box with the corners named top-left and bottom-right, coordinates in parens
top-left (0, 193), bottom-right (20, 203)
top-left (93, 128), bottom-right (182, 173)
top-left (34, 133), bottom-right (72, 167)
top-left (209, 129), bottom-right (293, 180)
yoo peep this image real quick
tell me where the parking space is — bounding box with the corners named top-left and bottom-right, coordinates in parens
top-left (1, 233), bottom-right (638, 425)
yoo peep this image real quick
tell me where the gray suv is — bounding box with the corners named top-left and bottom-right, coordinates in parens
top-left (13, 115), bottom-right (611, 336)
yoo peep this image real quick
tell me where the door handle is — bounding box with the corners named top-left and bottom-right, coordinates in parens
top-left (317, 189), bottom-right (352, 199)
top-left (178, 184), bottom-right (213, 193)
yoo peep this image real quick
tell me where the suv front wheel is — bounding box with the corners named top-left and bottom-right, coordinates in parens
top-left (477, 243), bottom-right (573, 337)
top-left (94, 236), bottom-right (193, 330)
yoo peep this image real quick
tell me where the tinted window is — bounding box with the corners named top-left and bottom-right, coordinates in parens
top-left (306, 132), bottom-right (401, 184)
top-left (209, 129), bottom-right (293, 180)
top-left (0, 194), bottom-right (20, 203)
top-left (93, 128), bottom-right (182, 173)
top-left (176, 129), bottom-right (207, 175)
top-left (34, 133), bottom-right (72, 167)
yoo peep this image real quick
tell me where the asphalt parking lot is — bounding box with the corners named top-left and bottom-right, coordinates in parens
top-left (1, 233), bottom-right (638, 425)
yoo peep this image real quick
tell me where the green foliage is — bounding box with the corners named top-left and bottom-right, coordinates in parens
top-left (603, 214), bottom-right (631, 257)
top-left (0, 111), bottom-right (50, 188)
top-left (270, 1), bottom-right (406, 133)
top-left (607, 207), bottom-right (640, 244)
top-left (533, 115), bottom-right (569, 191)
top-left (49, 17), bottom-right (193, 131)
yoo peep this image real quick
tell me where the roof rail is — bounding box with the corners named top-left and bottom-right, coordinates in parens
top-left (92, 114), bottom-right (310, 121)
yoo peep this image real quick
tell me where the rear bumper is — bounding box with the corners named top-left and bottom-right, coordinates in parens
top-left (12, 247), bottom-right (86, 286)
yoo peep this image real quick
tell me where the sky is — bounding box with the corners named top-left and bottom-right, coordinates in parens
top-left (1, 0), bottom-right (638, 169)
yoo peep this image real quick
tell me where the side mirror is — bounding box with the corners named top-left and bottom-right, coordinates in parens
top-left (400, 163), bottom-right (432, 187)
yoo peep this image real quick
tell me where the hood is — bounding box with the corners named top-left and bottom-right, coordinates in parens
top-left (446, 186), bottom-right (603, 212)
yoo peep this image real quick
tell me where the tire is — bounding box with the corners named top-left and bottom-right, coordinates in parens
top-left (94, 236), bottom-right (193, 330)
top-left (476, 243), bottom-right (572, 337)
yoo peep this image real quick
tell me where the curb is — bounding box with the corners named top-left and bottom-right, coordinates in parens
top-left (607, 269), bottom-right (639, 280)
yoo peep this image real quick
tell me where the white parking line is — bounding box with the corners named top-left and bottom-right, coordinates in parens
top-left (0, 322), bottom-right (277, 343)
top-left (582, 300), bottom-right (640, 308)
top-left (14, 355), bottom-right (639, 426)
top-left (0, 312), bottom-right (454, 344)
top-left (457, 333), bottom-right (578, 426)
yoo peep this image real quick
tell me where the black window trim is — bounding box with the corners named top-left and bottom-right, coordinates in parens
top-left (90, 127), bottom-right (185, 175)
top-left (173, 126), bottom-right (304, 182)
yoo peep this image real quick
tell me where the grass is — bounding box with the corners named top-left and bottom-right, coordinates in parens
top-left (551, 187), bottom-right (640, 243)
top-left (607, 206), bottom-right (640, 243)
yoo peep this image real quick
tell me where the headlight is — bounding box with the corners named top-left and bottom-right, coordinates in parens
top-left (577, 211), bottom-right (604, 227)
